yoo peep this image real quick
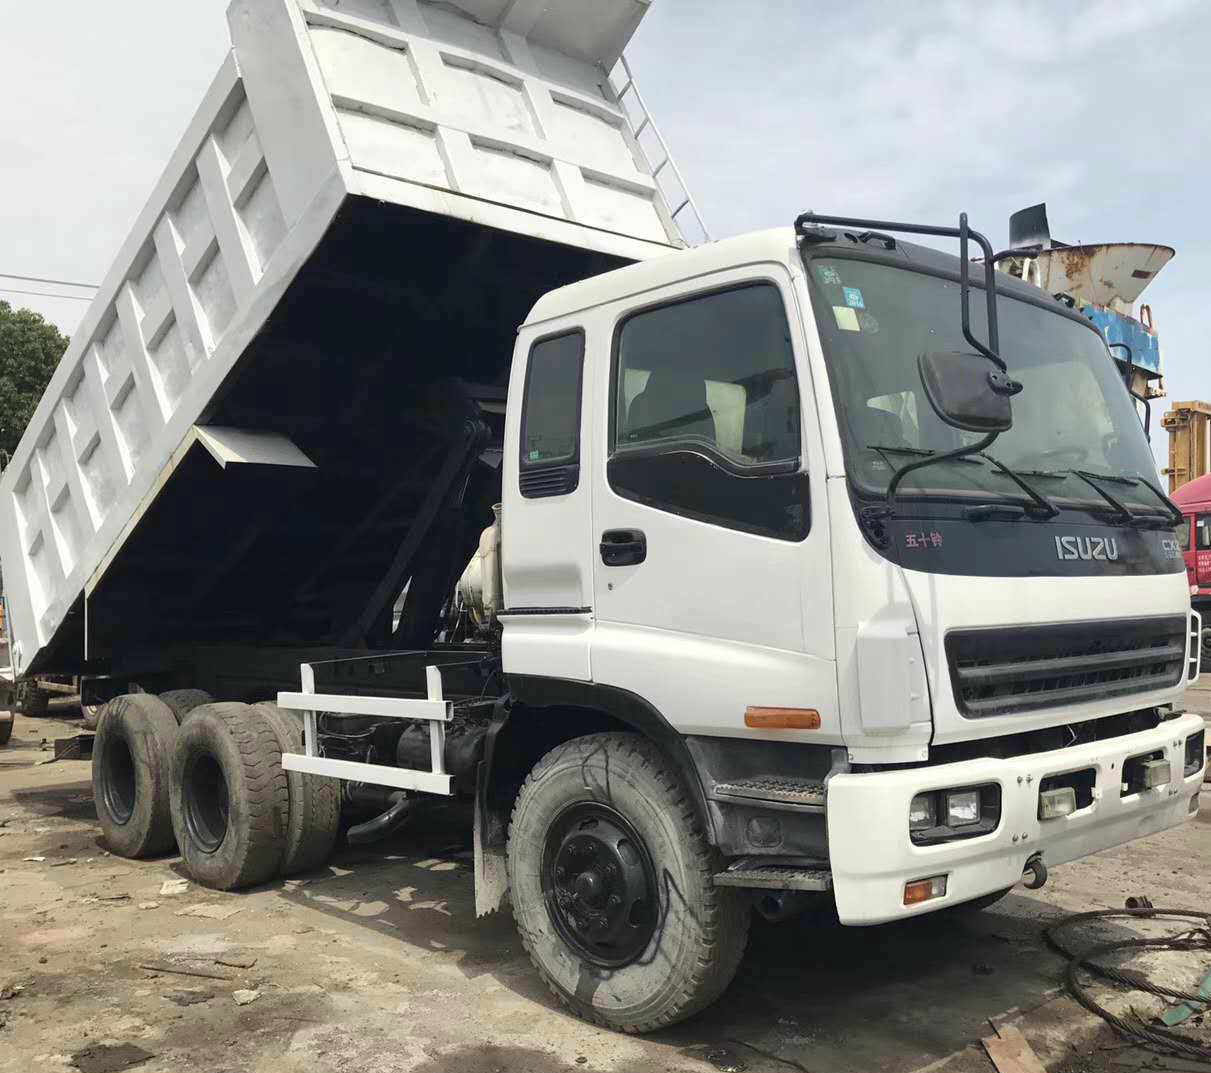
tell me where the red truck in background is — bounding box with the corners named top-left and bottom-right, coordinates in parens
top-left (1172, 473), bottom-right (1211, 629)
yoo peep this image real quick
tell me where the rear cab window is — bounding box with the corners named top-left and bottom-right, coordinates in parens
top-left (519, 331), bottom-right (585, 498)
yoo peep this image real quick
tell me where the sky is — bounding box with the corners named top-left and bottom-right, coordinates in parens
top-left (3, 0), bottom-right (1210, 469)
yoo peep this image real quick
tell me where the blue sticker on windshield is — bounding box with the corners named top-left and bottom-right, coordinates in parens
top-left (843, 287), bottom-right (865, 309)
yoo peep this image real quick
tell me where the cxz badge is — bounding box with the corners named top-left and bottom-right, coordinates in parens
top-left (1055, 535), bottom-right (1119, 562)
top-left (1160, 538), bottom-right (1181, 559)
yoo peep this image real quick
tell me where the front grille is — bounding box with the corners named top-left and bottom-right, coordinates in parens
top-left (947, 616), bottom-right (1187, 718)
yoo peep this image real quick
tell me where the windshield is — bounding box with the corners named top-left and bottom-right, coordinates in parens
top-left (805, 257), bottom-right (1164, 512)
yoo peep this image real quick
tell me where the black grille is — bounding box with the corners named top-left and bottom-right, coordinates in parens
top-left (947, 616), bottom-right (1187, 718)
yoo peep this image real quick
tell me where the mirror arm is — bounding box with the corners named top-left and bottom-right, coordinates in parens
top-left (886, 431), bottom-right (999, 510)
top-left (959, 213), bottom-right (1005, 371)
top-left (1109, 341), bottom-right (1151, 441)
top-left (796, 210), bottom-right (1007, 372)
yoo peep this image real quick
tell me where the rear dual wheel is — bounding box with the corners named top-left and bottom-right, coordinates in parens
top-left (92, 694), bottom-right (179, 857)
top-left (170, 702), bottom-right (289, 890)
top-left (94, 694), bottom-right (337, 887)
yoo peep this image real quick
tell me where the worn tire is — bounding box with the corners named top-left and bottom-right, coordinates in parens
top-left (251, 703), bottom-right (340, 876)
top-left (507, 733), bottom-right (749, 1033)
top-left (159, 688), bottom-right (214, 724)
top-left (170, 702), bottom-right (288, 890)
top-left (19, 686), bottom-right (49, 718)
top-left (0, 711), bottom-right (13, 746)
top-left (92, 694), bottom-right (179, 857)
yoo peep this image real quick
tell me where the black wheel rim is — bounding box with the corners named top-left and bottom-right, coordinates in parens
top-left (541, 802), bottom-right (659, 968)
top-left (102, 737), bottom-right (137, 825)
top-left (183, 752), bottom-right (230, 854)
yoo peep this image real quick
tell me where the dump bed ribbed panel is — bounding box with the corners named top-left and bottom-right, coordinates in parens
top-left (0, 0), bottom-right (676, 676)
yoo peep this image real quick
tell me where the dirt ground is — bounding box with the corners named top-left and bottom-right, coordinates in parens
top-left (1, 705), bottom-right (1208, 1073)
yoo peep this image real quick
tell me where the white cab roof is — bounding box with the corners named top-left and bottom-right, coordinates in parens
top-left (525, 227), bottom-right (800, 325)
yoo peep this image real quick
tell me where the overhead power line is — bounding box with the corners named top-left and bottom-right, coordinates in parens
top-left (0, 286), bottom-right (94, 302)
top-left (0, 271), bottom-right (99, 290)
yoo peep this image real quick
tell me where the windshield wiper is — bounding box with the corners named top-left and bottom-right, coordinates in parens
top-left (1069, 470), bottom-right (1183, 528)
top-left (977, 453), bottom-right (1060, 518)
top-left (869, 445), bottom-right (1058, 518)
top-left (867, 444), bottom-right (981, 463)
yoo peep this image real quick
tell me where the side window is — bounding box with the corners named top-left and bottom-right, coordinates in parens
top-left (1177, 518), bottom-right (1192, 553)
top-left (519, 331), bottom-right (584, 499)
top-left (609, 283), bottom-right (809, 540)
top-left (1196, 515), bottom-right (1211, 551)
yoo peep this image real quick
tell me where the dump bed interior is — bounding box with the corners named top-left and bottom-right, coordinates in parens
top-left (0, 0), bottom-right (679, 677)
top-left (87, 200), bottom-right (627, 667)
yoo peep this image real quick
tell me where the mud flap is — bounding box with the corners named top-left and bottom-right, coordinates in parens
top-left (473, 761), bottom-right (509, 917)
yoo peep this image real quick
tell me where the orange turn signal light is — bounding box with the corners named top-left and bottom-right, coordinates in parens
top-left (744, 707), bottom-right (821, 730)
top-left (904, 875), bottom-right (948, 905)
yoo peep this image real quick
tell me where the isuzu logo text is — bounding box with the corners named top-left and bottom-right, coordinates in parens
top-left (1054, 535), bottom-right (1119, 562)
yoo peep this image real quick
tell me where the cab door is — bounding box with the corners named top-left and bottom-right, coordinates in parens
top-left (501, 325), bottom-right (595, 681)
top-left (588, 266), bottom-right (839, 742)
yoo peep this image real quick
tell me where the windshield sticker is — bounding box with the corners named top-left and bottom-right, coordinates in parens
top-left (817, 264), bottom-right (843, 286)
top-left (832, 306), bottom-right (860, 332)
top-left (857, 311), bottom-right (880, 334)
top-left (905, 531), bottom-right (944, 549)
top-left (843, 287), bottom-right (865, 309)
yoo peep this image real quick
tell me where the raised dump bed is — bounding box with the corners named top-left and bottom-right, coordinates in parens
top-left (0, 0), bottom-right (682, 678)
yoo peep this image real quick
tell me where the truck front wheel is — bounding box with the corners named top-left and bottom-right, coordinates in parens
top-left (507, 732), bottom-right (749, 1033)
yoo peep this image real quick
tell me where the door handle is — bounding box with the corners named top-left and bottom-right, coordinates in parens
top-left (600, 529), bottom-right (647, 567)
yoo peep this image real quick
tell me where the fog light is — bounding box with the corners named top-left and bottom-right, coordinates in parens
top-left (1039, 786), bottom-right (1077, 820)
top-left (1142, 759), bottom-right (1171, 789)
top-left (945, 789), bottom-right (981, 827)
top-left (909, 793), bottom-right (937, 830)
top-left (904, 875), bottom-right (947, 905)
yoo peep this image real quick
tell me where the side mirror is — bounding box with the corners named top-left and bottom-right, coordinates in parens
top-left (918, 351), bottom-right (1021, 433)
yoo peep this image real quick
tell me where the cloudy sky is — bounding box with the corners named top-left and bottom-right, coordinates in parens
top-left (3, 0), bottom-right (1209, 467)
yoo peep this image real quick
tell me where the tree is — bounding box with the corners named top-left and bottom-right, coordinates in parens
top-left (0, 300), bottom-right (69, 460)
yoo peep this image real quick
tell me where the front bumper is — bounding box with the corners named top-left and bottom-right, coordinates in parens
top-left (827, 712), bottom-right (1206, 924)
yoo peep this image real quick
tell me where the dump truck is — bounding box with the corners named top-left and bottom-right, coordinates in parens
top-left (1, 0), bottom-right (1206, 1033)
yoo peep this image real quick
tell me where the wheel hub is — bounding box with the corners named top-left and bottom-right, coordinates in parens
top-left (542, 803), bottom-right (657, 968)
top-left (183, 752), bottom-right (230, 854)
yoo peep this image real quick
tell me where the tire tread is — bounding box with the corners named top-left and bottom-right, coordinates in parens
top-left (508, 732), bottom-right (748, 1033)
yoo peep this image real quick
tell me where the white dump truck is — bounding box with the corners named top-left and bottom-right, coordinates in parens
top-left (1, 0), bottom-right (1205, 1034)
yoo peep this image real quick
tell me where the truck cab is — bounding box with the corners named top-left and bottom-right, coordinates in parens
top-left (497, 219), bottom-right (1203, 926)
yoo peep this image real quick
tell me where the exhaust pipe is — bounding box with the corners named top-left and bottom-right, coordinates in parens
top-left (1022, 854), bottom-right (1048, 890)
top-left (754, 890), bottom-right (817, 923)
top-left (346, 792), bottom-right (417, 846)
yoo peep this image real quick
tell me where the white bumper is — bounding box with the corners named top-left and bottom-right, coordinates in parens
top-left (827, 712), bottom-right (1206, 924)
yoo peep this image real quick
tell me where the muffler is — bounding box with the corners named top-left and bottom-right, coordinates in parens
top-left (754, 890), bottom-right (817, 923)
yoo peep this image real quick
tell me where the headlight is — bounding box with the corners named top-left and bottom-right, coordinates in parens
top-left (909, 793), bottom-right (937, 830)
top-left (909, 784), bottom-right (1000, 845)
top-left (945, 789), bottom-right (981, 827)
